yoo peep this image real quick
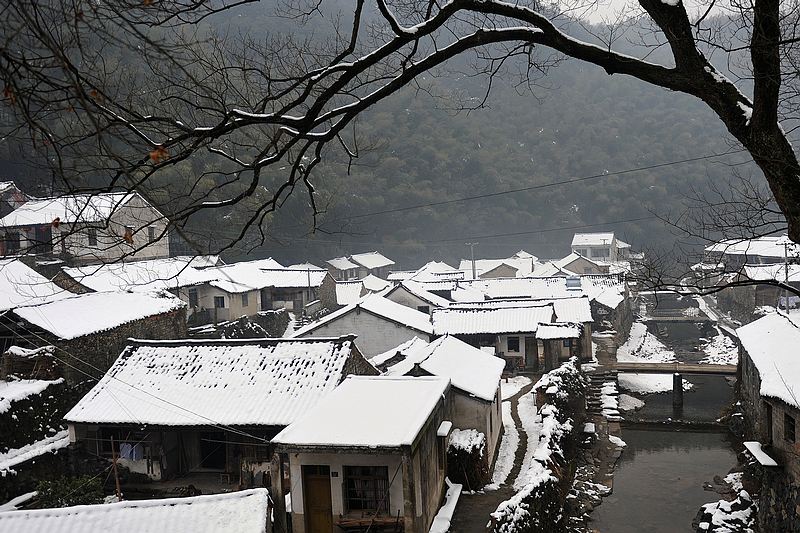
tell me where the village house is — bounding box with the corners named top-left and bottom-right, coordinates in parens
top-left (326, 252), bottom-right (395, 281)
top-left (65, 336), bottom-right (377, 492)
top-left (384, 279), bottom-right (451, 315)
top-left (0, 488), bottom-right (270, 533)
top-left (431, 304), bottom-right (558, 372)
top-left (0, 191), bottom-right (169, 265)
top-left (0, 290), bottom-right (187, 382)
top-left (271, 375), bottom-right (452, 533)
top-left (292, 294), bottom-right (434, 357)
top-left (377, 335), bottom-right (505, 465)
top-left (0, 257), bottom-right (72, 313)
top-left (736, 311), bottom-right (800, 532)
top-left (458, 250), bottom-right (539, 280)
top-left (544, 252), bottom-right (610, 276)
top-left (570, 232), bottom-right (631, 262)
top-left (716, 264), bottom-right (800, 319)
top-left (387, 261), bottom-right (464, 283)
top-left (704, 235), bottom-right (799, 272)
top-left (0, 182), bottom-right (28, 221)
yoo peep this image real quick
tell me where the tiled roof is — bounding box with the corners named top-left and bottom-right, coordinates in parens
top-left (63, 256), bottom-right (219, 292)
top-left (0, 488), bottom-right (269, 533)
top-left (537, 323), bottom-right (581, 339)
top-left (14, 291), bottom-right (185, 340)
top-left (350, 251), bottom-right (395, 270)
top-left (326, 256), bottom-right (359, 270)
top-left (0, 258), bottom-right (71, 312)
top-left (273, 376), bottom-right (449, 448)
top-left (65, 337), bottom-right (358, 426)
top-left (432, 305), bottom-right (553, 335)
top-left (0, 192), bottom-right (141, 226)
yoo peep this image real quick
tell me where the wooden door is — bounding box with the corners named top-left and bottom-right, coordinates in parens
top-left (303, 465), bottom-right (333, 533)
top-left (524, 337), bottom-right (539, 372)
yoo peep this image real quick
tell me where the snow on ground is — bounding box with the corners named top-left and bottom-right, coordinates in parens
top-left (618, 393), bottom-right (645, 411)
top-left (0, 379), bottom-right (63, 414)
top-left (513, 390), bottom-right (544, 491)
top-left (617, 322), bottom-right (693, 394)
top-left (618, 373), bottom-right (693, 394)
top-left (485, 401), bottom-right (518, 489)
top-left (501, 376), bottom-right (531, 401)
top-left (617, 322), bottom-right (676, 363)
top-left (700, 326), bottom-right (738, 364)
top-left (283, 312), bottom-right (296, 336)
top-left (0, 430), bottom-right (69, 476)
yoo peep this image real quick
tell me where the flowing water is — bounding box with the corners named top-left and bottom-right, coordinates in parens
top-left (589, 428), bottom-right (738, 532)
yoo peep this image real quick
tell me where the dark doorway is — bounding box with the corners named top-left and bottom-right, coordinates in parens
top-left (525, 336), bottom-right (539, 372)
top-left (199, 432), bottom-right (227, 470)
top-left (303, 465), bottom-right (333, 533)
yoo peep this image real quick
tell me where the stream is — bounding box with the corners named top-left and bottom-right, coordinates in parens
top-left (591, 294), bottom-right (740, 531)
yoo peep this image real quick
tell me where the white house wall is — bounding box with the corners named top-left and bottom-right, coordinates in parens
top-left (451, 386), bottom-right (503, 464)
top-left (287, 452), bottom-right (405, 533)
top-left (385, 288), bottom-right (435, 315)
top-left (298, 310), bottom-right (429, 357)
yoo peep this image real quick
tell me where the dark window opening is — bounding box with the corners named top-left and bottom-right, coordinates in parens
top-left (507, 336), bottom-right (520, 352)
top-left (87, 228), bottom-right (98, 246)
top-left (417, 305), bottom-right (430, 314)
top-left (214, 296), bottom-right (225, 308)
top-left (785, 413), bottom-right (796, 443)
top-left (563, 339), bottom-right (573, 348)
top-left (148, 226), bottom-right (156, 243)
top-left (3, 232), bottom-right (20, 254)
top-left (344, 465), bottom-right (389, 513)
top-left (188, 288), bottom-right (198, 308)
top-left (241, 293), bottom-right (249, 307)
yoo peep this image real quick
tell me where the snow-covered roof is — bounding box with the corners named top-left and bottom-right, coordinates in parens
top-left (63, 256), bottom-right (219, 292)
top-left (0, 192), bottom-right (141, 227)
top-left (293, 293), bottom-right (433, 337)
top-left (361, 274), bottom-right (390, 292)
top-left (0, 378), bottom-right (63, 414)
top-left (406, 261), bottom-right (463, 282)
top-left (387, 280), bottom-right (451, 308)
top-left (65, 337), bottom-right (360, 426)
top-left (208, 263), bottom-right (328, 294)
top-left (744, 264), bottom-right (800, 283)
top-left (432, 305), bottom-right (553, 335)
top-left (350, 251), bottom-right (395, 270)
top-left (533, 261), bottom-right (576, 277)
top-left (551, 297), bottom-right (593, 323)
top-left (737, 312), bottom-right (800, 409)
top-left (384, 335), bottom-right (504, 402)
top-left (370, 336), bottom-right (430, 367)
top-left (537, 323), bottom-right (581, 340)
top-left (0, 258), bottom-right (71, 312)
top-left (14, 291), bottom-right (185, 340)
top-left (554, 252), bottom-right (602, 269)
top-left (0, 182), bottom-right (19, 194)
top-left (0, 488), bottom-right (269, 533)
top-left (326, 256), bottom-right (359, 270)
top-left (705, 236), bottom-right (800, 259)
top-left (272, 376), bottom-right (449, 448)
top-left (335, 280), bottom-right (365, 306)
top-left (0, 430), bottom-right (69, 475)
top-left (287, 262), bottom-right (321, 270)
top-left (571, 232), bottom-right (615, 247)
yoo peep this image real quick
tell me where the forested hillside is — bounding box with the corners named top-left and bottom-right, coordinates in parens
top-left (0, 5), bottom-right (762, 268)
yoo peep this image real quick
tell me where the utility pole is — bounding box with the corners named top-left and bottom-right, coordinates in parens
top-left (466, 243), bottom-right (478, 280)
top-left (778, 236), bottom-right (793, 311)
top-left (110, 436), bottom-right (122, 501)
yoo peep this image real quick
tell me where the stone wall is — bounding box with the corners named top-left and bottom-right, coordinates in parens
top-left (253, 309), bottom-right (291, 337)
top-left (35, 308), bottom-right (187, 383)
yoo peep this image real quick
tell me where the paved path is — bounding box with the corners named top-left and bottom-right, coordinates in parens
top-left (448, 382), bottom-right (534, 532)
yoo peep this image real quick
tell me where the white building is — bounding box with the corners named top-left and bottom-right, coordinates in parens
top-left (571, 232), bottom-right (631, 262)
top-left (293, 294), bottom-right (434, 357)
top-left (272, 375), bottom-right (452, 533)
top-left (0, 191), bottom-right (169, 264)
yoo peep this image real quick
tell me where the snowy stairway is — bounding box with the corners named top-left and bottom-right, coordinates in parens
top-left (585, 371), bottom-right (622, 421)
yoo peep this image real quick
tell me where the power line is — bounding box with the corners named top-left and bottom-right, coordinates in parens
top-left (312, 149), bottom-right (749, 224)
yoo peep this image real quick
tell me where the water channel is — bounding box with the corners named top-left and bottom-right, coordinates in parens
top-left (590, 295), bottom-right (741, 531)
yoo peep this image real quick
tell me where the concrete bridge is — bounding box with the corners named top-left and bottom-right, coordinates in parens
top-left (641, 315), bottom-right (716, 324)
top-left (613, 361), bottom-right (736, 375)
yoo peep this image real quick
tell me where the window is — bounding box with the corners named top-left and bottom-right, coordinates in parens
top-left (241, 293), bottom-right (249, 307)
top-left (188, 288), bottom-right (198, 308)
top-left (344, 466), bottom-right (389, 513)
top-left (147, 226), bottom-right (156, 243)
top-left (214, 296), bottom-right (225, 308)
top-left (563, 339), bottom-right (573, 348)
top-left (417, 305), bottom-right (430, 314)
top-left (785, 413), bottom-right (796, 443)
top-left (3, 232), bottom-right (20, 254)
top-left (87, 228), bottom-right (98, 246)
top-left (507, 336), bottom-right (520, 352)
